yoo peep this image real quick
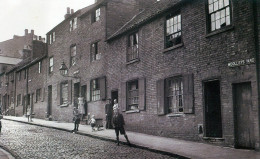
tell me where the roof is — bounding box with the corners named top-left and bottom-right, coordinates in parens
top-left (107, 0), bottom-right (183, 41)
top-left (0, 56), bottom-right (23, 65)
top-left (47, 0), bottom-right (107, 34)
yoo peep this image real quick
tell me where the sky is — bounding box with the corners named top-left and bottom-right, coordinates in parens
top-left (0, 0), bottom-right (95, 42)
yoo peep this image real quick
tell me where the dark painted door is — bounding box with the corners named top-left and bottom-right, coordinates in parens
top-left (74, 83), bottom-right (80, 108)
top-left (204, 80), bottom-right (223, 138)
top-left (233, 82), bottom-right (254, 149)
top-left (47, 85), bottom-right (52, 117)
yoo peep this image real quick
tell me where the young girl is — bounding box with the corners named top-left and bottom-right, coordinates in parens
top-left (90, 115), bottom-right (96, 132)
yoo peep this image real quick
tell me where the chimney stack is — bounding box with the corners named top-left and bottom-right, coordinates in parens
top-left (64, 7), bottom-right (71, 19)
top-left (31, 29), bottom-right (34, 35)
top-left (71, 9), bottom-right (74, 14)
top-left (25, 29), bottom-right (28, 35)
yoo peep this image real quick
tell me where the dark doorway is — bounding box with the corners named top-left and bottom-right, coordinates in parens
top-left (3, 94), bottom-right (7, 114)
top-left (233, 82), bottom-right (254, 149)
top-left (81, 85), bottom-right (87, 115)
top-left (47, 85), bottom-right (52, 118)
top-left (111, 90), bottom-right (118, 106)
top-left (74, 82), bottom-right (80, 108)
top-left (204, 80), bottom-right (223, 138)
top-left (23, 95), bottom-right (26, 114)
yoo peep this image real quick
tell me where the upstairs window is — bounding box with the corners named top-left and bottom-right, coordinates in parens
top-left (93, 8), bottom-right (100, 22)
top-left (127, 32), bottom-right (139, 62)
top-left (166, 13), bottom-right (182, 48)
top-left (70, 45), bottom-right (77, 66)
top-left (208, 0), bottom-right (231, 32)
top-left (49, 32), bottom-right (55, 44)
top-left (70, 17), bottom-right (77, 31)
top-left (38, 61), bottom-right (42, 73)
top-left (18, 72), bottom-right (21, 81)
top-left (49, 57), bottom-right (53, 74)
top-left (91, 42), bottom-right (101, 61)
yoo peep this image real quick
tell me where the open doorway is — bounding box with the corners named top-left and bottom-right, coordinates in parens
top-left (204, 80), bottom-right (223, 138)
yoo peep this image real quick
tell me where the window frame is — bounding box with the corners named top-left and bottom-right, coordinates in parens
top-left (93, 8), bottom-right (101, 23)
top-left (165, 12), bottom-right (182, 49)
top-left (70, 17), bottom-right (78, 32)
top-left (126, 79), bottom-right (139, 111)
top-left (38, 61), bottom-right (42, 73)
top-left (49, 57), bottom-right (54, 74)
top-left (36, 88), bottom-right (41, 102)
top-left (91, 42), bottom-right (100, 61)
top-left (206, 0), bottom-right (232, 33)
top-left (127, 32), bottom-right (139, 62)
top-left (165, 76), bottom-right (184, 114)
top-left (61, 81), bottom-right (69, 105)
top-left (91, 78), bottom-right (101, 101)
top-left (70, 45), bottom-right (77, 66)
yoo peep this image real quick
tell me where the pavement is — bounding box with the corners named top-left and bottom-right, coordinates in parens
top-left (2, 116), bottom-right (260, 159)
top-left (0, 146), bottom-right (15, 159)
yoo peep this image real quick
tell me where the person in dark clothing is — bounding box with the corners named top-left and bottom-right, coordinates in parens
top-left (112, 107), bottom-right (130, 146)
top-left (73, 107), bottom-right (80, 132)
top-left (105, 99), bottom-right (113, 129)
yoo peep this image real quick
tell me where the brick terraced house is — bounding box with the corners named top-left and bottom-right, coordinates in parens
top-left (1, 0), bottom-right (260, 150)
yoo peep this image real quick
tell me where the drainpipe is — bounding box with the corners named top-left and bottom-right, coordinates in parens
top-left (253, 0), bottom-right (260, 150)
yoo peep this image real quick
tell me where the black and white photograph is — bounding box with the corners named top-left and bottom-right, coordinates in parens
top-left (0, 0), bottom-right (260, 158)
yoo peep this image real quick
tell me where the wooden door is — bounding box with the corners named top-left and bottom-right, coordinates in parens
top-left (233, 82), bottom-right (254, 149)
top-left (47, 85), bottom-right (52, 117)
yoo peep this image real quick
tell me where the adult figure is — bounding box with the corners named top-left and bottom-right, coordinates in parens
top-left (105, 99), bottom-right (113, 129)
top-left (112, 107), bottom-right (131, 146)
top-left (73, 107), bottom-right (80, 132)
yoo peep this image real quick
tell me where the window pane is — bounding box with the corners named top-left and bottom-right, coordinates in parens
top-left (224, 0), bottom-right (229, 7)
top-left (226, 15), bottom-right (230, 25)
top-left (216, 19), bottom-right (220, 29)
top-left (209, 4), bottom-right (213, 13)
top-left (214, 1), bottom-right (219, 11)
top-left (178, 15), bottom-right (181, 23)
top-left (211, 13), bottom-right (215, 23)
top-left (208, 0), bottom-right (213, 4)
top-left (226, 7), bottom-right (230, 16)
top-left (221, 9), bottom-right (225, 18)
top-left (174, 16), bottom-right (177, 24)
top-left (216, 11), bottom-right (220, 20)
top-left (219, 0), bottom-right (223, 9)
top-left (211, 22), bottom-right (216, 31)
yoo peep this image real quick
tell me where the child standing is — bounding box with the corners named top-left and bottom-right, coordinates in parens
top-left (90, 115), bottom-right (96, 132)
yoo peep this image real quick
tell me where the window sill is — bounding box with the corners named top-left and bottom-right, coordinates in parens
top-left (125, 109), bottom-right (140, 114)
top-left (205, 25), bottom-right (234, 38)
top-left (60, 103), bottom-right (69, 107)
top-left (163, 43), bottom-right (184, 53)
top-left (126, 58), bottom-right (140, 65)
top-left (167, 113), bottom-right (184, 117)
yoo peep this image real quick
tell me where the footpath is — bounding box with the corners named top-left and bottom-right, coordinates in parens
top-left (3, 115), bottom-right (260, 159)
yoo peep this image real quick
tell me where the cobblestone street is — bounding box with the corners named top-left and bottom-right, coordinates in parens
top-left (0, 120), bottom-right (177, 159)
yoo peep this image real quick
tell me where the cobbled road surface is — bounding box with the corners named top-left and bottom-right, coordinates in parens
top-left (0, 120), bottom-right (177, 159)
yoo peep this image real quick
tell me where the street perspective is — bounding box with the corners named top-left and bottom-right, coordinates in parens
top-left (1, 0), bottom-right (260, 158)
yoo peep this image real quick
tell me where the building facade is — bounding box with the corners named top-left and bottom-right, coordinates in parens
top-left (1, 0), bottom-right (260, 150)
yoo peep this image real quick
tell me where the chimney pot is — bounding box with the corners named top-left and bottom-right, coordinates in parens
top-left (67, 7), bottom-right (70, 14)
top-left (25, 29), bottom-right (28, 35)
top-left (31, 30), bottom-right (34, 35)
top-left (39, 36), bottom-right (42, 40)
top-left (71, 9), bottom-right (74, 14)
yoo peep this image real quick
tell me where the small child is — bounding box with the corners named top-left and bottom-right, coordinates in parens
top-left (90, 115), bottom-right (96, 132)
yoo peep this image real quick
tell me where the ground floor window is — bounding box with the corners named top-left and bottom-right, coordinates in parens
top-left (61, 82), bottom-right (68, 104)
top-left (17, 94), bottom-right (21, 106)
top-left (91, 79), bottom-right (100, 101)
top-left (36, 89), bottom-right (41, 102)
top-left (166, 76), bottom-right (183, 113)
top-left (127, 80), bottom-right (139, 110)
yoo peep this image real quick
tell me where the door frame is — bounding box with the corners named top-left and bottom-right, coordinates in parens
top-left (202, 78), bottom-right (223, 138)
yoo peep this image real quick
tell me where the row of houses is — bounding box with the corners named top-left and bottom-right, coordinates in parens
top-left (1, 0), bottom-right (260, 150)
